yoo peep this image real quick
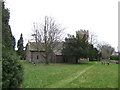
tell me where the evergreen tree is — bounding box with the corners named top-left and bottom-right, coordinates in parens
top-left (88, 44), bottom-right (101, 60)
top-left (17, 33), bottom-right (24, 59)
top-left (62, 34), bottom-right (89, 63)
top-left (62, 32), bottom-right (101, 63)
top-left (2, 2), bottom-right (23, 88)
top-left (2, 2), bottom-right (15, 50)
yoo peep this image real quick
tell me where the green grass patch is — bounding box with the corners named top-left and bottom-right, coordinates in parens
top-left (20, 60), bottom-right (118, 88)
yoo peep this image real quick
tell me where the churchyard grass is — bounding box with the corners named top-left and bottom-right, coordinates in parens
top-left (20, 60), bottom-right (118, 88)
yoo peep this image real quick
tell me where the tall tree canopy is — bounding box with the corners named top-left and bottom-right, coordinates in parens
top-left (17, 33), bottom-right (24, 59)
top-left (2, 2), bottom-right (23, 88)
top-left (62, 33), bottom-right (89, 63)
top-left (32, 16), bottom-right (64, 64)
top-left (87, 44), bottom-right (101, 60)
top-left (2, 2), bottom-right (15, 50)
top-left (62, 31), bottom-right (101, 63)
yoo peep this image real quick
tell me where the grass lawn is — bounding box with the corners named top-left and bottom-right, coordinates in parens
top-left (20, 60), bottom-right (118, 88)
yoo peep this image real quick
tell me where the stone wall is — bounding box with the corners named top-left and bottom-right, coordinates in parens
top-left (31, 51), bottom-right (45, 62)
top-left (55, 55), bottom-right (64, 63)
top-left (25, 46), bottom-right (31, 62)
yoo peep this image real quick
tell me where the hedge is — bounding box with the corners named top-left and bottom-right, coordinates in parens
top-left (110, 55), bottom-right (119, 60)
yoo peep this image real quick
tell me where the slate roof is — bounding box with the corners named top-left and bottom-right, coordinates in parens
top-left (27, 42), bottom-right (45, 51)
top-left (26, 42), bottom-right (63, 55)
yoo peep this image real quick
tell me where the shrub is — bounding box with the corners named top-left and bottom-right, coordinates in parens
top-left (110, 55), bottom-right (119, 60)
top-left (2, 50), bottom-right (24, 88)
top-left (2, 1), bottom-right (24, 88)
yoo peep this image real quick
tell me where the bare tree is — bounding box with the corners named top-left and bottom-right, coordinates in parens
top-left (89, 31), bottom-right (98, 45)
top-left (32, 16), bottom-right (64, 64)
top-left (97, 42), bottom-right (114, 59)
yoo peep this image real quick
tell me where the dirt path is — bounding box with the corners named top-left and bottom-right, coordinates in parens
top-left (46, 64), bottom-right (95, 88)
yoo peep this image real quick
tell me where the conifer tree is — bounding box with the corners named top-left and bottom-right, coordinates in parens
top-left (17, 33), bottom-right (24, 59)
top-left (2, 1), bottom-right (23, 88)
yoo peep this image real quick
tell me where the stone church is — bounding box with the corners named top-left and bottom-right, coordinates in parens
top-left (25, 29), bottom-right (89, 63)
top-left (25, 42), bottom-right (64, 63)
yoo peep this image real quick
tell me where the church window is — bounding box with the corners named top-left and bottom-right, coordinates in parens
top-left (37, 55), bottom-right (39, 59)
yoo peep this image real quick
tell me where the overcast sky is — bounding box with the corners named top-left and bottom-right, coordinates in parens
top-left (5, 0), bottom-right (119, 51)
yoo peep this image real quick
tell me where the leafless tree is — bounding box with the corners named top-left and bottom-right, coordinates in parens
top-left (32, 16), bottom-right (64, 64)
top-left (97, 42), bottom-right (114, 59)
top-left (89, 31), bottom-right (98, 45)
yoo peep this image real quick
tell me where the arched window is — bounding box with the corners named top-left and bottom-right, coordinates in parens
top-left (37, 55), bottom-right (39, 59)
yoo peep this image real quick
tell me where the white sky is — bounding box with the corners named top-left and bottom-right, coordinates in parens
top-left (5, 0), bottom-right (119, 51)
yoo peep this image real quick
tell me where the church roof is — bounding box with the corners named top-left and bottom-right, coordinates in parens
top-left (26, 42), bottom-right (63, 55)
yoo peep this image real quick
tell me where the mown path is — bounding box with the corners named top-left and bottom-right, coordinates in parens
top-left (46, 64), bottom-right (96, 88)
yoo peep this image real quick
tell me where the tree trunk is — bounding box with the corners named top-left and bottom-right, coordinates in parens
top-left (45, 60), bottom-right (48, 64)
top-left (45, 53), bottom-right (49, 64)
top-left (75, 58), bottom-right (78, 64)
